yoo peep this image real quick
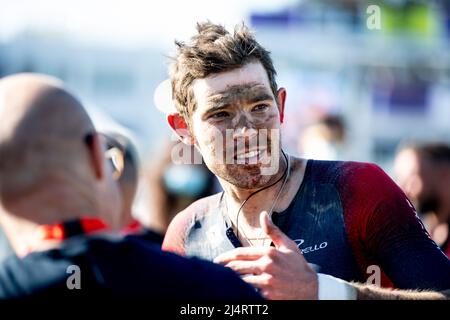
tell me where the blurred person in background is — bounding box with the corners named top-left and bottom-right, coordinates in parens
top-left (0, 227), bottom-right (12, 263)
top-left (103, 132), bottom-right (138, 229)
top-left (298, 114), bottom-right (348, 160)
top-left (0, 73), bottom-right (262, 300)
top-left (86, 106), bottom-right (142, 232)
top-left (0, 89), bottom-right (14, 263)
top-left (88, 107), bottom-right (165, 242)
top-left (394, 142), bottom-right (450, 258)
top-left (162, 21), bottom-right (450, 300)
top-left (107, 132), bottom-right (166, 243)
top-left (144, 141), bottom-right (219, 234)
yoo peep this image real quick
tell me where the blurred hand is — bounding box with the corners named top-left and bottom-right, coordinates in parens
top-left (214, 211), bottom-right (318, 300)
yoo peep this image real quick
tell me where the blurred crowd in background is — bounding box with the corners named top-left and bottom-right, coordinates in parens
top-left (1, 0), bottom-right (450, 256)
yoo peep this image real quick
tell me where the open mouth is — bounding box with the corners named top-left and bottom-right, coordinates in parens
top-left (234, 148), bottom-right (267, 163)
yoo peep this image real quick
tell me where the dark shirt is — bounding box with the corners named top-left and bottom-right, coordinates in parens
top-left (0, 233), bottom-right (262, 300)
top-left (163, 160), bottom-right (450, 291)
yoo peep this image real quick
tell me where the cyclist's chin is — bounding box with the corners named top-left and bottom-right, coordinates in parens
top-left (214, 164), bottom-right (272, 189)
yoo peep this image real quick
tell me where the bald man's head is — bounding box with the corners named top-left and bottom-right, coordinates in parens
top-left (0, 74), bottom-right (122, 226)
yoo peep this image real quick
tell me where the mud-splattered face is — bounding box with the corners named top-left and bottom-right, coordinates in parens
top-left (191, 61), bottom-right (285, 189)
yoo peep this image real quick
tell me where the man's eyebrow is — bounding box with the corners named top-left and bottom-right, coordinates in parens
top-left (205, 84), bottom-right (274, 111)
top-left (201, 104), bottom-right (228, 115)
top-left (247, 92), bottom-right (273, 104)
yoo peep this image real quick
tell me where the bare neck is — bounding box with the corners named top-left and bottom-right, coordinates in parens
top-left (0, 214), bottom-right (60, 258)
top-left (0, 184), bottom-right (97, 257)
top-left (220, 156), bottom-right (307, 229)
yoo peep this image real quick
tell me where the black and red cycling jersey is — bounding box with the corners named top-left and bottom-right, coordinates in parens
top-left (163, 160), bottom-right (450, 291)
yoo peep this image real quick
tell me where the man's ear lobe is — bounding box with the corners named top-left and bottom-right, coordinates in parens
top-left (167, 113), bottom-right (195, 145)
top-left (86, 132), bottom-right (104, 180)
top-left (277, 88), bottom-right (286, 123)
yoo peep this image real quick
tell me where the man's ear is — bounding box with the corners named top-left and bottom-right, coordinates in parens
top-left (276, 88), bottom-right (286, 124)
top-left (86, 132), bottom-right (105, 180)
top-left (167, 113), bottom-right (195, 145)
